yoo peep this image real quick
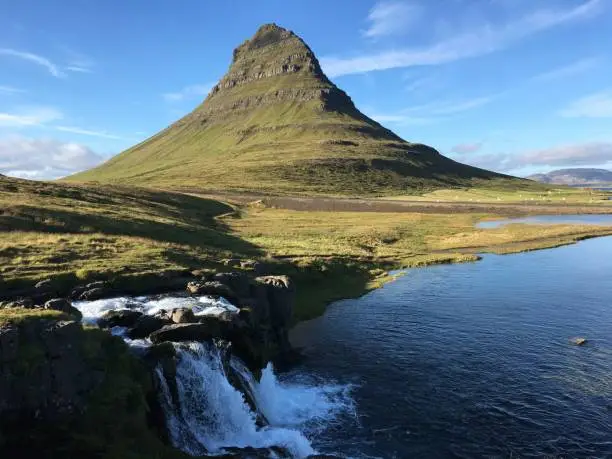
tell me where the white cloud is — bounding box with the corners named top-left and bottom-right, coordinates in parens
top-left (0, 107), bottom-right (63, 127)
top-left (367, 113), bottom-right (438, 125)
top-left (363, 1), bottom-right (421, 38)
top-left (66, 66), bottom-right (92, 73)
top-left (0, 48), bottom-right (64, 77)
top-left (55, 126), bottom-right (123, 140)
top-left (163, 83), bottom-right (214, 102)
top-left (463, 142), bottom-right (612, 172)
top-left (322, 0), bottom-right (601, 77)
top-left (452, 142), bottom-right (483, 154)
top-left (0, 136), bottom-right (105, 179)
top-left (559, 90), bottom-right (612, 118)
top-left (532, 56), bottom-right (601, 82)
top-left (366, 94), bottom-right (496, 126)
top-left (0, 85), bottom-right (26, 95)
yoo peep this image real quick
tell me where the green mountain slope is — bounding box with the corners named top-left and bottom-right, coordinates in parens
top-left (67, 23), bottom-right (525, 195)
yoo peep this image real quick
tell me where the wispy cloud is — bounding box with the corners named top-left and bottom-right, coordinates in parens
top-left (532, 56), bottom-right (601, 82)
top-left (66, 65), bottom-right (92, 73)
top-left (363, 1), bottom-right (421, 38)
top-left (0, 85), bottom-right (26, 95)
top-left (559, 90), bottom-right (612, 118)
top-left (163, 83), bottom-right (215, 102)
top-left (367, 113), bottom-right (438, 126)
top-left (0, 48), bottom-right (64, 77)
top-left (452, 142), bottom-right (483, 154)
top-left (322, 0), bottom-right (601, 77)
top-left (367, 93), bottom-right (496, 126)
top-left (0, 107), bottom-right (63, 127)
top-left (463, 142), bottom-right (612, 172)
top-left (0, 136), bottom-right (105, 179)
top-left (55, 126), bottom-right (123, 140)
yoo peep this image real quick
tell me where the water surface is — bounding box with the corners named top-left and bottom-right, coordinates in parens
top-left (292, 237), bottom-right (612, 458)
top-left (478, 214), bottom-right (612, 229)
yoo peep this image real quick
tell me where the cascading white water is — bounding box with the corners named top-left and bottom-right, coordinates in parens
top-left (157, 341), bottom-right (316, 457)
top-left (73, 295), bottom-right (356, 458)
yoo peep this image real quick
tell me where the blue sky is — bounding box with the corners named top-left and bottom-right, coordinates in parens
top-left (0, 0), bottom-right (611, 179)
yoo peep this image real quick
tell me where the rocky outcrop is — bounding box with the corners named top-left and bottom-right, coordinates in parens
top-left (150, 322), bottom-right (228, 344)
top-left (0, 320), bottom-right (92, 419)
top-left (97, 309), bottom-right (143, 328)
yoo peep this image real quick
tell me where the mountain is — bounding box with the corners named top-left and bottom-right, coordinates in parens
top-left (528, 168), bottom-right (612, 186)
top-left (67, 24), bottom-right (524, 195)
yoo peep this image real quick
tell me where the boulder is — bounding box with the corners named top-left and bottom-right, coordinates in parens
top-left (221, 258), bottom-right (242, 267)
top-left (127, 314), bottom-right (170, 339)
top-left (255, 275), bottom-right (294, 328)
top-left (78, 287), bottom-right (108, 301)
top-left (186, 281), bottom-right (238, 303)
top-left (570, 337), bottom-right (587, 346)
top-left (44, 298), bottom-right (83, 321)
top-left (34, 279), bottom-right (53, 290)
top-left (149, 320), bottom-right (226, 344)
top-left (213, 272), bottom-right (252, 298)
top-left (240, 260), bottom-right (274, 275)
top-left (0, 298), bottom-right (34, 309)
top-left (170, 307), bottom-right (196, 324)
top-left (97, 309), bottom-right (142, 329)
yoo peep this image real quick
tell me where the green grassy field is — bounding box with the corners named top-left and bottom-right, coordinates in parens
top-left (383, 187), bottom-right (612, 204)
top-left (3, 174), bottom-right (612, 320)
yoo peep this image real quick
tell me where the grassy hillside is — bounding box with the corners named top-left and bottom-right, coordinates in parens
top-left (0, 175), bottom-right (260, 290)
top-left (66, 24), bottom-right (526, 195)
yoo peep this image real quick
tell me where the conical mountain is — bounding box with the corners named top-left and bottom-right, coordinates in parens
top-left (68, 24), bottom-right (517, 195)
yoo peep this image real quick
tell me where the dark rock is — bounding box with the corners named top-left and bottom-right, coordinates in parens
top-left (85, 281), bottom-right (107, 290)
top-left (240, 260), bottom-right (274, 275)
top-left (307, 455), bottom-right (345, 459)
top-left (78, 287), bottom-right (108, 301)
top-left (222, 258), bottom-right (242, 267)
top-left (0, 298), bottom-right (35, 309)
top-left (44, 298), bottom-right (71, 312)
top-left (149, 320), bottom-right (226, 344)
top-left (97, 309), bottom-right (142, 329)
top-left (213, 272), bottom-right (252, 298)
top-left (218, 445), bottom-right (291, 458)
top-left (255, 275), bottom-right (294, 328)
top-left (127, 314), bottom-right (170, 339)
top-left (44, 298), bottom-right (83, 321)
top-left (0, 320), bottom-right (101, 421)
top-left (170, 307), bottom-right (196, 324)
top-left (34, 279), bottom-right (53, 290)
top-left (187, 280), bottom-right (238, 303)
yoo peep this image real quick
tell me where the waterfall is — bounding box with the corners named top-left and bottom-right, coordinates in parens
top-left (74, 295), bottom-right (355, 458)
top-left (156, 341), bottom-right (315, 457)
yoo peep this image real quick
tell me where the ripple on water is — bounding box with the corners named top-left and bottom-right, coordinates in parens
top-left (291, 236), bottom-right (612, 458)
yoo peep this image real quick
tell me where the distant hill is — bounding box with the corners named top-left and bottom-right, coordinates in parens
top-left (67, 23), bottom-right (529, 195)
top-left (528, 168), bottom-right (612, 186)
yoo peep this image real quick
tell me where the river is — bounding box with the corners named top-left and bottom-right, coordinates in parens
top-left (292, 235), bottom-right (612, 458)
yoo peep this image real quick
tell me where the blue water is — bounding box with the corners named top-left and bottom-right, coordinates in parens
top-left (478, 214), bottom-right (612, 229)
top-left (292, 237), bottom-right (612, 458)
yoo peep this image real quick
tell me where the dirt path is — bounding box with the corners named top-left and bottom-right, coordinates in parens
top-left (186, 191), bottom-right (612, 216)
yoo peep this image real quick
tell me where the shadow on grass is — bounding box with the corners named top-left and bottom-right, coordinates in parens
top-left (0, 180), bottom-right (262, 256)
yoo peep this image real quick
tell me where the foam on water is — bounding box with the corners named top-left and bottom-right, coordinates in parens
top-left (74, 295), bottom-right (239, 325)
top-left (73, 295), bottom-right (355, 458)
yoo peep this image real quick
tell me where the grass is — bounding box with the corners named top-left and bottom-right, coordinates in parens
top-left (383, 186), bottom-right (612, 204)
top-left (0, 176), bottom-right (260, 291)
top-left (0, 307), bottom-right (69, 326)
top-left (2, 174), bottom-right (612, 320)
